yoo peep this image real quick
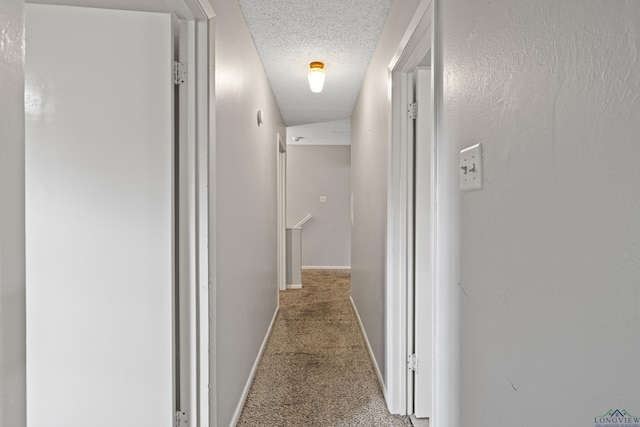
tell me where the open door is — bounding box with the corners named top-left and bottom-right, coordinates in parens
top-left (26, 5), bottom-right (174, 426)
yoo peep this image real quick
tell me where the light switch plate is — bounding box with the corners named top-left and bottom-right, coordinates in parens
top-left (460, 143), bottom-right (482, 191)
top-left (320, 196), bottom-right (327, 203)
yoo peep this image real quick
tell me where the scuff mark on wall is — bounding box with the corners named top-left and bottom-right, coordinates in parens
top-left (459, 282), bottom-right (471, 303)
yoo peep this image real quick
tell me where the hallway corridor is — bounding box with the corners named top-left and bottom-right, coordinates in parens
top-left (237, 270), bottom-right (411, 426)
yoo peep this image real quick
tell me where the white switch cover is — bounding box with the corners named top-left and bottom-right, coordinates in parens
top-left (320, 196), bottom-right (327, 203)
top-left (460, 143), bottom-right (482, 191)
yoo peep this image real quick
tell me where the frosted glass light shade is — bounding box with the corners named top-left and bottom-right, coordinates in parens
top-left (308, 61), bottom-right (325, 93)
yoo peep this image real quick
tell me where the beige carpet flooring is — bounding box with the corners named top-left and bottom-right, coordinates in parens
top-left (237, 269), bottom-right (412, 426)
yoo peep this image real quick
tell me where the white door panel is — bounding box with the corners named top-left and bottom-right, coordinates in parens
top-left (26, 5), bottom-right (173, 426)
top-left (414, 67), bottom-right (433, 418)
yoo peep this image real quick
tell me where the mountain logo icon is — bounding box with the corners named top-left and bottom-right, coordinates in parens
top-left (601, 410), bottom-right (633, 418)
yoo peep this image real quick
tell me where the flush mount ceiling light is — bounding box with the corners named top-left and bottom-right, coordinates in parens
top-left (308, 61), bottom-right (325, 93)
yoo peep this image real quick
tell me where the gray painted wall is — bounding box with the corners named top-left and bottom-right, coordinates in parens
top-left (356, 0), bottom-right (640, 423)
top-left (350, 0), bottom-right (421, 385)
top-left (211, 0), bottom-right (286, 424)
top-left (286, 145), bottom-right (351, 268)
top-left (443, 0), bottom-right (640, 424)
top-left (0, 0), bottom-right (26, 425)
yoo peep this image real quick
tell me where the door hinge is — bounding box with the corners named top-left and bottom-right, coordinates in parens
top-left (175, 410), bottom-right (188, 427)
top-left (408, 102), bottom-right (418, 119)
top-left (173, 61), bottom-right (187, 85)
top-left (408, 353), bottom-right (418, 372)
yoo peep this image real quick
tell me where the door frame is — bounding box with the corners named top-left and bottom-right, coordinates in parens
top-left (277, 133), bottom-right (287, 292)
top-left (386, 0), bottom-right (460, 425)
top-left (413, 65), bottom-right (433, 419)
top-left (26, 5), bottom-right (177, 425)
top-left (386, 0), bottom-right (432, 415)
top-left (169, 1), bottom-right (215, 426)
top-left (22, 0), bottom-right (215, 424)
top-left (385, 63), bottom-right (415, 415)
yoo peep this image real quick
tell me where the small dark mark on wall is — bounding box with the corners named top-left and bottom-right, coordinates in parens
top-left (458, 282), bottom-right (471, 302)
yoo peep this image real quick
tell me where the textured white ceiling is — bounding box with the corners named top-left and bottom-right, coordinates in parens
top-left (287, 119), bottom-right (350, 145)
top-left (239, 0), bottom-right (393, 127)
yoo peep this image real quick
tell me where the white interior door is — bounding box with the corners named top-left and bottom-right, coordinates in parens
top-left (414, 66), bottom-right (434, 418)
top-left (25, 5), bottom-right (174, 426)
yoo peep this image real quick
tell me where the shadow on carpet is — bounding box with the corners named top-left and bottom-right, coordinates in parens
top-left (237, 269), bottom-right (412, 427)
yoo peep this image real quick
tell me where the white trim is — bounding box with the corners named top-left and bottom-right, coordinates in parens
top-left (196, 0), bottom-right (215, 17)
top-left (165, 2), bottom-right (215, 426)
top-left (410, 415), bottom-right (430, 427)
top-left (301, 266), bottom-right (351, 270)
top-left (385, 1), bottom-right (460, 426)
top-left (385, 70), bottom-right (414, 416)
top-left (166, 0), bottom-right (215, 19)
top-left (207, 14), bottom-right (218, 426)
top-left (176, 17), bottom-right (195, 426)
top-left (277, 134), bottom-right (287, 292)
top-left (389, 0), bottom-right (433, 74)
top-left (387, 0), bottom-right (452, 421)
top-left (286, 284), bottom-right (303, 290)
top-left (385, 71), bottom-right (413, 415)
top-left (431, 0), bottom-right (460, 425)
top-left (386, 3), bottom-right (435, 413)
top-left (195, 14), bottom-right (213, 427)
top-left (229, 307), bottom-right (279, 427)
top-left (293, 214), bottom-right (312, 229)
top-left (350, 297), bottom-right (386, 400)
top-left (413, 66), bottom-right (434, 419)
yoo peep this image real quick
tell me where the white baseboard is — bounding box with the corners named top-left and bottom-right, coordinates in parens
top-left (286, 284), bottom-right (302, 290)
top-left (350, 296), bottom-right (387, 400)
top-left (301, 265), bottom-right (351, 270)
top-left (410, 415), bottom-right (430, 426)
top-left (229, 306), bottom-right (279, 427)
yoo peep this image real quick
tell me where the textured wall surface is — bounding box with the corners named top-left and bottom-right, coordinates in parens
top-left (442, 0), bottom-right (640, 424)
top-left (286, 145), bottom-right (351, 268)
top-left (0, 0), bottom-right (26, 425)
top-left (212, 0), bottom-right (286, 425)
top-left (350, 0), bottom-right (422, 384)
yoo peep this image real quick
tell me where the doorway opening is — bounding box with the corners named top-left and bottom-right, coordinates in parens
top-left (284, 120), bottom-right (352, 287)
top-left (24, 2), bottom-right (214, 426)
top-left (384, 0), bottom-right (459, 424)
